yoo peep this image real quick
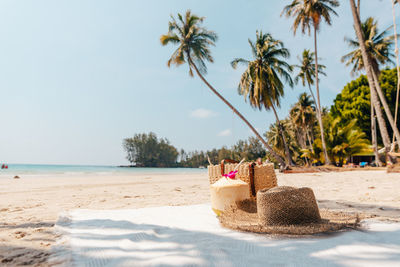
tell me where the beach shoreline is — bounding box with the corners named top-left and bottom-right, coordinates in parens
top-left (1, 170), bottom-right (400, 266)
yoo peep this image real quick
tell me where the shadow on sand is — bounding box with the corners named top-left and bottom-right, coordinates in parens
top-left (52, 217), bottom-right (400, 267)
top-left (0, 221), bottom-right (55, 266)
top-left (0, 245), bottom-right (50, 266)
top-left (317, 199), bottom-right (400, 220)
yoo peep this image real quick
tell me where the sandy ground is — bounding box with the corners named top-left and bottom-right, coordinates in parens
top-left (0, 170), bottom-right (399, 266)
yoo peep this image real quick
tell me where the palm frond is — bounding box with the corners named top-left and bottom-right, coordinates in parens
top-left (160, 10), bottom-right (218, 77)
top-left (342, 16), bottom-right (396, 74)
top-left (282, 0), bottom-right (339, 35)
top-left (231, 31), bottom-right (293, 111)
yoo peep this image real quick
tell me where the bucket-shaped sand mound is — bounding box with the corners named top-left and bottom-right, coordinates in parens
top-left (257, 186), bottom-right (321, 225)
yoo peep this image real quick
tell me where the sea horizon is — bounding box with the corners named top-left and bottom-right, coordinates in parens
top-left (0, 163), bottom-right (207, 177)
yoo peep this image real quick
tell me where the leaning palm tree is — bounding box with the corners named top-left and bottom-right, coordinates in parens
top-left (282, 0), bottom-right (340, 165)
top-left (160, 10), bottom-right (286, 167)
top-left (349, 0), bottom-right (400, 150)
top-left (231, 32), bottom-right (295, 166)
top-left (294, 49), bottom-right (326, 108)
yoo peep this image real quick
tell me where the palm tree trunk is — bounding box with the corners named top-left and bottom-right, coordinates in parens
top-left (301, 129), bottom-right (307, 149)
top-left (371, 81), bottom-right (391, 149)
top-left (370, 61), bottom-right (400, 149)
top-left (349, 0), bottom-right (397, 150)
top-left (307, 84), bottom-right (318, 113)
top-left (370, 64), bottom-right (392, 150)
top-left (301, 116), bottom-right (312, 151)
top-left (306, 127), bottom-right (314, 153)
top-left (271, 104), bottom-right (295, 166)
top-left (391, 0), bottom-right (400, 149)
top-left (295, 127), bottom-right (306, 149)
top-left (356, 0), bottom-right (391, 152)
top-left (304, 155), bottom-right (309, 166)
top-left (310, 124), bottom-right (315, 143)
top-left (187, 57), bottom-right (286, 168)
top-left (306, 83), bottom-right (318, 152)
top-left (371, 103), bottom-right (382, 166)
top-left (313, 26), bottom-right (331, 164)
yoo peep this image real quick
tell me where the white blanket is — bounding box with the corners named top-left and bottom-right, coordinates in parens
top-left (51, 204), bottom-right (400, 267)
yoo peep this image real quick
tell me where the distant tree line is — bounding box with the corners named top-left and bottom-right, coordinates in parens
top-left (123, 132), bottom-right (268, 168)
top-left (123, 133), bottom-right (178, 167)
top-left (179, 136), bottom-right (267, 168)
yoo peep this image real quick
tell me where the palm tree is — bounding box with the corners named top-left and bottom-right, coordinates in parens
top-left (341, 16), bottom-right (396, 165)
top-left (391, 0), bottom-right (400, 148)
top-left (293, 49), bottom-right (324, 151)
top-left (325, 118), bottom-right (370, 166)
top-left (349, 0), bottom-right (400, 150)
top-left (265, 120), bottom-right (299, 161)
top-left (294, 49), bottom-right (326, 108)
top-left (290, 93), bottom-right (316, 152)
top-left (282, 118), bottom-right (302, 163)
top-left (342, 17), bottom-right (395, 76)
top-left (160, 10), bottom-right (286, 167)
top-left (231, 32), bottom-right (295, 166)
top-left (282, 0), bottom-right (340, 165)
top-left (265, 123), bottom-right (284, 156)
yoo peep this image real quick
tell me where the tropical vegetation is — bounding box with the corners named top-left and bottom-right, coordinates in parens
top-left (125, 67), bottom-right (399, 168)
top-left (294, 49), bottom-right (326, 105)
top-left (123, 133), bottom-right (178, 167)
top-left (331, 69), bottom-right (400, 142)
top-left (282, 0), bottom-right (340, 165)
top-left (349, 0), bottom-right (400, 150)
top-left (231, 31), bottom-right (294, 166)
top-left (123, 133), bottom-right (268, 168)
top-left (156, 3), bottom-right (400, 169)
top-left (160, 10), bottom-right (286, 168)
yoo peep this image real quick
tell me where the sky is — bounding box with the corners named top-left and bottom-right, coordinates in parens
top-left (0, 0), bottom-right (397, 166)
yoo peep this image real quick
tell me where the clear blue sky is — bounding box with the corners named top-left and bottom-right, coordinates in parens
top-left (0, 0), bottom-right (396, 165)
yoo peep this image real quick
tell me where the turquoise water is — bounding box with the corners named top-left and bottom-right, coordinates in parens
top-left (0, 164), bottom-right (207, 176)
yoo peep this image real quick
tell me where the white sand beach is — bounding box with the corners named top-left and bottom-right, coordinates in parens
top-left (2, 0), bottom-right (400, 266)
top-left (0, 170), bottom-right (400, 266)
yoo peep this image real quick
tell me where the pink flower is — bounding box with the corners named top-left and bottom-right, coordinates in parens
top-left (223, 170), bottom-right (238, 179)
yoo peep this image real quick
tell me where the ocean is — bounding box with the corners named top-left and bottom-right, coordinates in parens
top-left (0, 164), bottom-right (207, 177)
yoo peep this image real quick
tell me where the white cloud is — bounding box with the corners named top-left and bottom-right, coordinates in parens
top-left (218, 129), bottom-right (232, 137)
top-left (189, 108), bottom-right (217, 119)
